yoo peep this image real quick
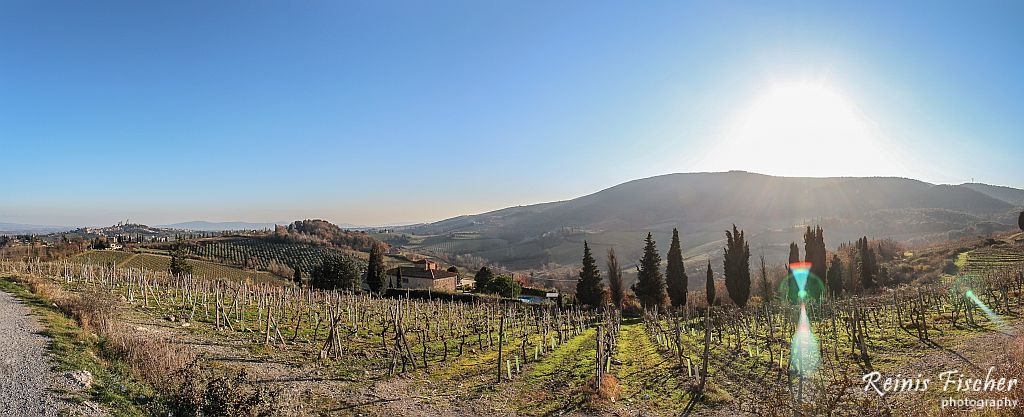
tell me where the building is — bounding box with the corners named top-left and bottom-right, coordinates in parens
top-left (385, 259), bottom-right (458, 291)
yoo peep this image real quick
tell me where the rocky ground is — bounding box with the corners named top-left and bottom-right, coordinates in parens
top-left (0, 290), bottom-right (104, 417)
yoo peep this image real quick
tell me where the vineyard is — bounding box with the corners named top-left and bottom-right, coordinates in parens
top-left (961, 245), bottom-right (1024, 275)
top-left (181, 238), bottom-right (361, 273)
top-left (71, 250), bottom-right (279, 284)
top-left (1, 257), bottom-right (1022, 415)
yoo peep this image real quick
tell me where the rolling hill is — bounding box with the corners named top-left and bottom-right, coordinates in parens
top-left (402, 171), bottom-right (1022, 270)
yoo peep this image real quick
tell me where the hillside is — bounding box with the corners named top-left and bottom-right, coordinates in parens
top-left (961, 182), bottom-right (1024, 205)
top-left (402, 171), bottom-right (1022, 269)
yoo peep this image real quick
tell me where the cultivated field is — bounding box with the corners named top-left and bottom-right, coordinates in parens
top-left (182, 238), bottom-right (362, 273)
top-left (71, 250), bottom-right (280, 284)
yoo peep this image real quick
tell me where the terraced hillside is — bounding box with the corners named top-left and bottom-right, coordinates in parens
top-left (961, 244), bottom-right (1024, 275)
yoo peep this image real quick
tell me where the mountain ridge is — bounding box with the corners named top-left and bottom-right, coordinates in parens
top-left (403, 171), bottom-right (1021, 269)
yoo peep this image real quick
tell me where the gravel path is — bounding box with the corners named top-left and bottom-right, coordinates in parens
top-left (0, 290), bottom-right (73, 416)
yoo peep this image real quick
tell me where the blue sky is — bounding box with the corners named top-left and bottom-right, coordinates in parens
top-left (2, 1), bottom-right (1022, 226)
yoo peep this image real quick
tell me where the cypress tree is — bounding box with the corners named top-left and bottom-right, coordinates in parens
top-left (632, 233), bottom-right (666, 308)
top-left (786, 242), bottom-right (800, 304)
top-left (665, 228), bottom-right (688, 307)
top-left (1018, 211), bottom-right (1023, 231)
top-left (575, 241), bottom-right (605, 308)
top-left (827, 254), bottom-right (844, 298)
top-left (803, 225), bottom-right (827, 300)
top-left (606, 248), bottom-right (625, 309)
top-left (759, 254), bottom-right (771, 303)
top-left (705, 260), bottom-right (715, 305)
top-left (788, 242), bottom-right (800, 265)
top-left (723, 225), bottom-right (751, 307)
top-left (857, 237), bottom-right (877, 290)
top-left (366, 243), bottom-right (386, 293)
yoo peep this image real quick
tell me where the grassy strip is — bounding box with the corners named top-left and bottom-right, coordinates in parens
top-left (614, 321), bottom-right (702, 412)
top-left (0, 277), bottom-right (155, 416)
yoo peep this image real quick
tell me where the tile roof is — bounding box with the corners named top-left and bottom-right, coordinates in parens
top-left (386, 266), bottom-right (457, 280)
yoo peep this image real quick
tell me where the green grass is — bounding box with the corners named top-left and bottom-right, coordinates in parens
top-left (612, 321), bottom-right (699, 412)
top-left (71, 250), bottom-right (281, 284)
top-left (0, 278), bottom-right (157, 416)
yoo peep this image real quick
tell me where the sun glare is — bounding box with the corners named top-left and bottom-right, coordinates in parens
top-left (702, 80), bottom-right (907, 178)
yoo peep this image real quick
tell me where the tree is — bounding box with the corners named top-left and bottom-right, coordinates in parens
top-left (705, 260), bottom-right (715, 305)
top-left (606, 248), bottom-right (625, 309)
top-left (474, 266), bottom-right (494, 292)
top-left (759, 254), bottom-right (771, 303)
top-left (366, 243), bottom-right (386, 293)
top-left (826, 254), bottom-right (844, 298)
top-left (723, 225), bottom-right (751, 307)
top-left (311, 256), bottom-right (360, 290)
top-left (786, 242), bottom-right (800, 304)
top-left (856, 237), bottom-right (878, 290)
top-left (447, 266), bottom-right (459, 274)
top-left (632, 233), bottom-right (666, 308)
top-left (575, 241), bottom-right (605, 308)
top-left (665, 228), bottom-right (689, 307)
top-left (1019, 211), bottom-right (1023, 231)
top-left (169, 245), bottom-right (193, 277)
top-left (485, 274), bottom-right (521, 298)
top-left (803, 225), bottom-right (827, 301)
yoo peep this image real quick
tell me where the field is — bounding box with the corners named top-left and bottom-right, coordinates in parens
top-left (3, 245), bottom-right (1023, 416)
top-left (961, 244), bottom-right (1024, 275)
top-left (181, 237), bottom-right (362, 273)
top-left (71, 250), bottom-right (280, 284)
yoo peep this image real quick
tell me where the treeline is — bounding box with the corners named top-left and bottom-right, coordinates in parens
top-left (267, 219), bottom-right (385, 252)
top-left (0, 235), bottom-right (88, 261)
top-left (572, 224), bottom-right (907, 310)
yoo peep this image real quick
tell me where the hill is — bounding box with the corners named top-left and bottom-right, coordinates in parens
top-left (402, 171), bottom-right (1022, 269)
top-left (961, 182), bottom-right (1024, 205)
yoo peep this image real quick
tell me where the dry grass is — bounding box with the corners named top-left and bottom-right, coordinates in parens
top-left (978, 334), bottom-right (1024, 417)
top-left (582, 374), bottom-right (622, 403)
top-left (11, 273), bottom-right (196, 391)
top-left (7, 273), bottom-right (285, 416)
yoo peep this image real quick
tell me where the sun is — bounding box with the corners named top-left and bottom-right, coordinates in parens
top-left (699, 79), bottom-right (907, 178)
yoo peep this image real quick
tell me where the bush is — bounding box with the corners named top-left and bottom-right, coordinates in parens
top-left (520, 286), bottom-right (552, 297)
top-left (310, 256), bottom-right (360, 291)
top-left (483, 274), bottom-right (521, 298)
top-left (169, 362), bottom-right (279, 417)
top-left (941, 260), bottom-right (959, 275)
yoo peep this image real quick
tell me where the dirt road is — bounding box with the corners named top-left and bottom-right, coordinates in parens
top-left (0, 290), bottom-right (73, 416)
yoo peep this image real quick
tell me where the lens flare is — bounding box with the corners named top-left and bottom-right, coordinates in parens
top-left (790, 262), bottom-right (812, 297)
top-left (790, 304), bottom-right (820, 377)
top-left (965, 289), bottom-right (1003, 327)
top-left (951, 274), bottom-right (1005, 329)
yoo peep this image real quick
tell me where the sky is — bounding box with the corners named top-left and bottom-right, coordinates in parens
top-left (2, 1), bottom-right (1022, 227)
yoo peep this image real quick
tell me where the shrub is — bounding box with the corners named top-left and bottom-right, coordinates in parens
top-left (169, 362), bottom-right (279, 417)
